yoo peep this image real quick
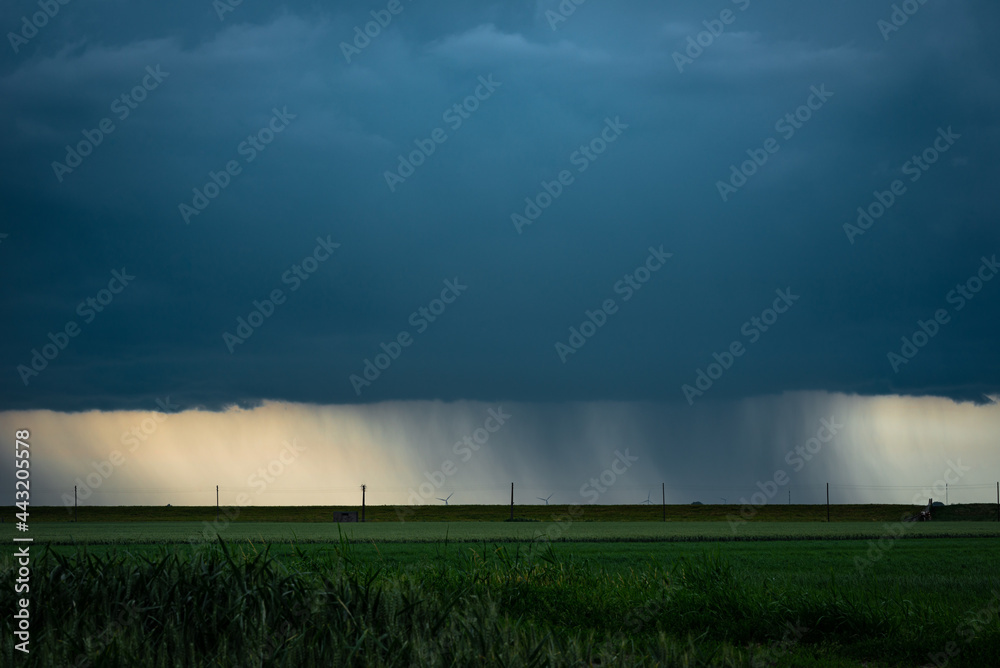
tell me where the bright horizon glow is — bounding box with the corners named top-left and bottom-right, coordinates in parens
top-left (3, 391), bottom-right (998, 510)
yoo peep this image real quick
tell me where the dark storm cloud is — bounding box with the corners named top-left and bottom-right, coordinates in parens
top-left (1, 0), bottom-right (998, 411)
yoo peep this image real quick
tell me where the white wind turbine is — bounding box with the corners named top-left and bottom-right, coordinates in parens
top-left (437, 492), bottom-right (454, 506)
top-left (537, 493), bottom-right (554, 505)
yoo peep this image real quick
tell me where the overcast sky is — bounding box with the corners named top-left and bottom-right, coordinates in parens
top-left (1, 1), bottom-right (998, 505)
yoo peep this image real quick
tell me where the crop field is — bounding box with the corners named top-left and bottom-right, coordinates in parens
top-left (9, 519), bottom-right (1000, 547)
top-left (3, 507), bottom-right (999, 667)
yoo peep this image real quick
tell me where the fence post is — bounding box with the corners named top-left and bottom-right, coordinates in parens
top-left (662, 482), bottom-right (665, 522)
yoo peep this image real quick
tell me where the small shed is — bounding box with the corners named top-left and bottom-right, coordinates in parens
top-left (332, 511), bottom-right (358, 523)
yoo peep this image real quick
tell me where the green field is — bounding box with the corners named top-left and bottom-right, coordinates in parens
top-left (10, 519), bottom-right (1000, 546)
top-left (4, 508), bottom-right (999, 667)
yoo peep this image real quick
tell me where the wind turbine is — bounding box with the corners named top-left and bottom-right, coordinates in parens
top-left (719, 497), bottom-right (727, 504)
top-left (640, 491), bottom-right (652, 505)
top-left (537, 493), bottom-right (554, 505)
top-left (436, 492), bottom-right (454, 506)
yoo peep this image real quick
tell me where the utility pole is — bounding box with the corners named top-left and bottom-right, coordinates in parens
top-left (662, 482), bottom-right (666, 522)
top-left (996, 482), bottom-right (999, 522)
top-left (826, 483), bottom-right (830, 522)
top-left (510, 483), bottom-right (514, 521)
top-left (216, 485), bottom-right (219, 522)
top-left (361, 484), bottom-right (366, 523)
top-left (74, 485), bottom-right (78, 523)
top-left (788, 490), bottom-right (791, 505)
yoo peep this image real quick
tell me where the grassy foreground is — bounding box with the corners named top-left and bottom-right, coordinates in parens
top-left (5, 508), bottom-right (998, 666)
top-left (3, 536), bottom-right (999, 667)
